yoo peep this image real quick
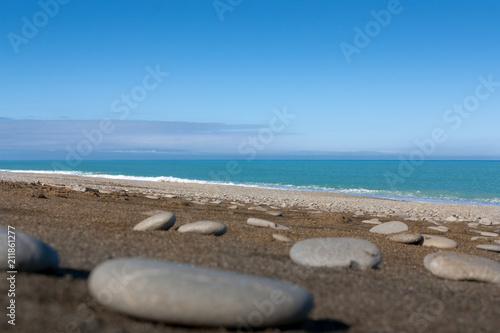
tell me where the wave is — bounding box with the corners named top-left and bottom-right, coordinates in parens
top-left (1, 168), bottom-right (499, 206)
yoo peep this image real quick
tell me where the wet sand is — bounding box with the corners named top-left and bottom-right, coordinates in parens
top-left (0, 172), bottom-right (500, 332)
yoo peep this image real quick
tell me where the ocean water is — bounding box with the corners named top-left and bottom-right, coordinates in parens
top-left (0, 160), bottom-right (499, 206)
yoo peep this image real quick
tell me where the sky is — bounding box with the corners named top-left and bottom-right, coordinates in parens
top-left (1, 0), bottom-right (499, 160)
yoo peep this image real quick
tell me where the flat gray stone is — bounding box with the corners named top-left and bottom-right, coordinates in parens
top-left (177, 221), bottom-right (227, 236)
top-left (421, 234), bottom-right (458, 249)
top-left (248, 206), bottom-right (268, 212)
top-left (388, 233), bottom-right (423, 244)
top-left (163, 194), bottom-right (177, 198)
top-left (191, 201), bottom-right (207, 206)
top-left (272, 234), bottom-right (295, 243)
top-left (267, 211), bottom-right (283, 217)
top-left (445, 216), bottom-right (458, 222)
top-left (369, 221), bottom-right (408, 235)
top-left (476, 244), bottom-right (500, 253)
top-left (0, 227), bottom-right (59, 272)
top-left (133, 212), bottom-right (176, 231)
top-left (362, 219), bottom-right (382, 225)
top-left (472, 230), bottom-right (499, 237)
top-left (424, 251), bottom-right (500, 283)
top-left (88, 258), bottom-right (313, 327)
top-left (427, 226), bottom-right (449, 233)
top-left (247, 218), bottom-right (289, 230)
top-left (290, 238), bottom-right (381, 269)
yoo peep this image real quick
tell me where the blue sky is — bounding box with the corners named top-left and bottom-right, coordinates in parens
top-left (1, 0), bottom-right (499, 160)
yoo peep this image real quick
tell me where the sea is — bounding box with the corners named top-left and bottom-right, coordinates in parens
top-left (0, 160), bottom-right (499, 206)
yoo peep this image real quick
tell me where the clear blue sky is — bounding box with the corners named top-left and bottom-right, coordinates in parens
top-left (1, 0), bottom-right (499, 159)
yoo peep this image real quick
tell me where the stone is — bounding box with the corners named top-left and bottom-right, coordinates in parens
top-left (471, 236), bottom-right (489, 241)
top-left (289, 238), bottom-right (381, 269)
top-left (423, 251), bottom-right (500, 283)
top-left (210, 200), bottom-right (223, 205)
top-left (369, 221), bottom-right (408, 235)
top-left (191, 201), bottom-right (207, 206)
top-left (388, 233), bottom-right (423, 244)
top-left (445, 216), bottom-right (458, 222)
top-left (427, 226), bottom-right (449, 233)
top-left (472, 230), bottom-right (499, 237)
top-left (478, 218), bottom-right (492, 226)
top-left (468, 222), bottom-right (480, 228)
top-left (362, 219), bottom-right (382, 225)
top-left (145, 195), bottom-right (160, 200)
top-left (163, 194), bottom-right (177, 198)
top-left (273, 234), bottom-right (295, 243)
top-left (248, 206), bottom-right (268, 212)
top-left (133, 212), bottom-right (176, 231)
top-left (228, 205), bottom-right (238, 210)
top-left (177, 221), bottom-right (227, 236)
top-left (88, 258), bottom-right (313, 327)
top-left (421, 234), bottom-right (458, 249)
top-left (0, 227), bottom-right (59, 272)
top-left (247, 218), bottom-right (289, 230)
top-left (267, 211), bottom-right (283, 217)
top-left (476, 244), bottom-right (500, 253)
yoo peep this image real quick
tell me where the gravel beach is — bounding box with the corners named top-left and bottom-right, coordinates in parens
top-left (1, 171), bottom-right (500, 332)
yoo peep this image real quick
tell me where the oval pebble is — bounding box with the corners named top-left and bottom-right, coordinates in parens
top-left (88, 258), bottom-right (314, 327)
top-left (290, 238), bottom-right (381, 269)
top-left (133, 212), bottom-right (176, 231)
top-left (427, 226), bottom-right (449, 233)
top-left (369, 221), bottom-right (408, 235)
top-left (177, 221), bottom-right (227, 236)
top-left (388, 233), bottom-right (423, 244)
top-left (421, 234), bottom-right (458, 249)
top-left (0, 227), bottom-right (59, 272)
top-left (476, 244), bottom-right (500, 253)
top-left (362, 219), bottom-right (382, 225)
top-left (272, 234), bottom-right (295, 243)
top-left (424, 251), bottom-right (500, 283)
top-left (247, 218), bottom-right (289, 230)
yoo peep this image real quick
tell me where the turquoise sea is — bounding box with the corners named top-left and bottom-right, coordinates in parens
top-left (0, 160), bottom-right (499, 206)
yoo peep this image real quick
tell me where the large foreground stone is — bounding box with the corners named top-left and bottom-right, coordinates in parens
top-left (88, 258), bottom-right (313, 327)
top-left (424, 251), bottom-right (500, 283)
top-left (0, 227), bottom-right (59, 272)
top-left (369, 221), bottom-right (408, 235)
top-left (290, 238), bottom-right (381, 269)
top-left (133, 212), bottom-right (176, 231)
top-left (177, 221), bottom-right (227, 236)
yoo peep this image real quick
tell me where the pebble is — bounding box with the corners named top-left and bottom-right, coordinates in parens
top-left (471, 230), bottom-right (499, 237)
top-left (468, 222), bottom-right (480, 228)
top-left (177, 221), bottom-right (227, 236)
top-left (476, 244), bottom-right (500, 253)
top-left (421, 234), bottom-right (458, 249)
top-left (369, 221), bottom-right (408, 235)
top-left (210, 200), bottom-right (223, 205)
top-left (471, 236), bottom-right (489, 241)
top-left (427, 226), bottom-right (449, 233)
top-left (145, 195), bottom-right (160, 200)
top-left (478, 218), bottom-right (492, 226)
top-left (388, 233), bottom-right (423, 244)
top-left (88, 258), bottom-right (314, 327)
top-left (228, 205), bottom-right (238, 210)
top-left (362, 220), bottom-right (382, 225)
top-left (163, 194), bottom-right (177, 198)
top-left (445, 216), bottom-right (458, 222)
top-left (248, 206), bottom-right (268, 212)
top-left (423, 251), bottom-right (500, 283)
top-left (267, 211), bottom-right (283, 217)
top-left (247, 218), bottom-right (290, 230)
top-left (289, 238), bottom-right (381, 269)
top-left (495, 240), bottom-right (500, 244)
top-left (272, 234), bottom-right (295, 243)
top-left (0, 227), bottom-right (59, 272)
top-left (191, 201), bottom-right (207, 206)
top-left (133, 212), bottom-right (176, 231)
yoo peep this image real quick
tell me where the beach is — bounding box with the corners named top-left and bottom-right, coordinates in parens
top-left (1, 170), bottom-right (500, 332)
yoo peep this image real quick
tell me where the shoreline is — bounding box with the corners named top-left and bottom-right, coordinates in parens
top-left (1, 170), bottom-right (500, 223)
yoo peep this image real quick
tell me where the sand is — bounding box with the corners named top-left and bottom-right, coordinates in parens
top-left (1, 171), bottom-right (500, 332)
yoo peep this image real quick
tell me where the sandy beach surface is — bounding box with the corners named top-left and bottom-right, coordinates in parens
top-left (1, 171), bottom-right (500, 333)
